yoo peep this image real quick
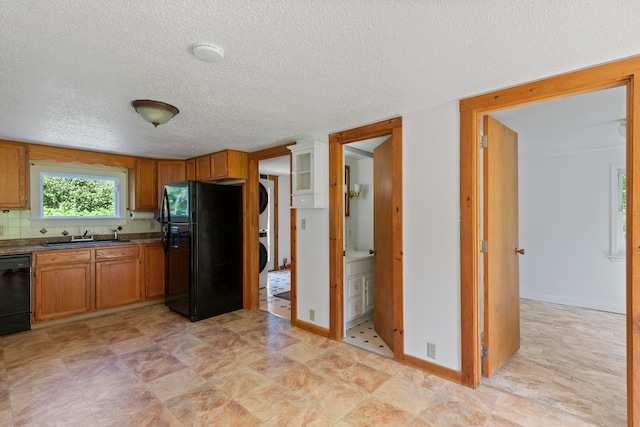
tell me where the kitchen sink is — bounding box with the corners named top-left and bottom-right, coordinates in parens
top-left (42, 239), bottom-right (131, 247)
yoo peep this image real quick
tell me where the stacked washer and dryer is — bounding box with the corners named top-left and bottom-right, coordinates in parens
top-left (258, 179), bottom-right (270, 289)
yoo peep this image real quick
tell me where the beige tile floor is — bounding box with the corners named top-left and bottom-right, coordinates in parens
top-left (484, 299), bottom-right (626, 427)
top-left (0, 302), bottom-right (606, 426)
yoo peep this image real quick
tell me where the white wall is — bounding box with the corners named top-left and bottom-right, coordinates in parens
top-left (293, 106), bottom-right (463, 369)
top-left (519, 148), bottom-right (626, 313)
top-left (295, 137), bottom-right (330, 328)
top-left (277, 174), bottom-right (291, 267)
top-left (356, 157), bottom-right (374, 251)
top-left (344, 156), bottom-right (359, 251)
top-left (402, 102), bottom-right (461, 370)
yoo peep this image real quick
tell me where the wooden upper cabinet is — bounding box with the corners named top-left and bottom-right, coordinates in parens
top-left (194, 155), bottom-right (211, 181)
top-left (186, 158), bottom-right (196, 181)
top-left (191, 150), bottom-right (248, 181)
top-left (0, 140), bottom-right (29, 209)
top-left (157, 160), bottom-right (186, 201)
top-left (129, 158), bottom-right (158, 210)
top-left (211, 150), bottom-right (248, 179)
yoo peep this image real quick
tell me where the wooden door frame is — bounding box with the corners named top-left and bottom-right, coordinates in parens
top-left (266, 174), bottom-right (279, 271)
top-left (459, 56), bottom-right (639, 425)
top-left (328, 117), bottom-right (404, 359)
top-left (246, 144), bottom-right (295, 324)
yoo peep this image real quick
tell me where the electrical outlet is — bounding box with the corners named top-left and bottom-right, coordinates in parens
top-left (0, 225), bottom-right (3, 236)
top-left (310, 309), bottom-right (315, 321)
top-left (427, 342), bottom-right (436, 359)
top-left (301, 218), bottom-right (306, 230)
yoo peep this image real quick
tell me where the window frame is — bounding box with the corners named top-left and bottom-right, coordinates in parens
top-left (30, 161), bottom-right (128, 228)
top-left (610, 164), bottom-right (626, 261)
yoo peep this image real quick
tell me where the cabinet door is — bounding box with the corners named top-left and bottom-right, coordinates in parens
top-left (210, 151), bottom-right (227, 178)
top-left (186, 159), bottom-right (196, 180)
top-left (144, 243), bottom-right (165, 300)
top-left (96, 258), bottom-right (141, 309)
top-left (131, 158), bottom-right (158, 210)
top-left (157, 160), bottom-right (186, 203)
top-left (0, 140), bottom-right (29, 209)
top-left (291, 149), bottom-right (313, 194)
top-left (33, 264), bottom-right (92, 322)
top-left (194, 155), bottom-right (211, 180)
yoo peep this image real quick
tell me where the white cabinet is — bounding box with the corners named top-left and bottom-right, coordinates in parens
top-left (344, 256), bottom-right (374, 327)
top-left (288, 141), bottom-right (326, 208)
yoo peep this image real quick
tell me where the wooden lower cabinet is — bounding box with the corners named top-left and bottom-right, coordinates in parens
top-left (33, 263), bottom-right (92, 322)
top-left (96, 258), bottom-right (141, 309)
top-left (144, 242), bottom-right (165, 300)
top-left (33, 244), bottom-right (147, 323)
top-left (95, 246), bottom-right (142, 309)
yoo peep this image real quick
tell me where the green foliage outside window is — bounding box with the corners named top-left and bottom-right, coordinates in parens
top-left (43, 176), bottom-right (115, 217)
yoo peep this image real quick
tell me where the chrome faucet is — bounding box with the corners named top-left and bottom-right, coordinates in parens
top-left (113, 229), bottom-right (118, 239)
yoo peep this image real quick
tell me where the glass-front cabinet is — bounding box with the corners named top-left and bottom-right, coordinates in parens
top-left (288, 141), bottom-right (326, 208)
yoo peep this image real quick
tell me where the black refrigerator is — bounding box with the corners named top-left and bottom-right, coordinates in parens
top-left (161, 181), bottom-right (243, 321)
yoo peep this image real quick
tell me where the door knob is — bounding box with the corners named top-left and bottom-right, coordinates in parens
top-left (515, 248), bottom-right (525, 255)
top-left (369, 249), bottom-right (376, 255)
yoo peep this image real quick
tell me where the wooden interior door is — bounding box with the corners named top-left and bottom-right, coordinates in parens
top-left (374, 136), bottom-right (394, 350)
top-left (483, 115), bottom-right (521, 377)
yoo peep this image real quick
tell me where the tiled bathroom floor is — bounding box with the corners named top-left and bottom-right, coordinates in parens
top-left (344, 318), bottom-right (394, 358)
top-left (258, 269), bottom-right (291, 319)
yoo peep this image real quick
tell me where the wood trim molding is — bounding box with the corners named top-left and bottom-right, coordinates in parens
top-left (249, 142), bottom-right (295, 160)
top-left (245, 144), bottom-right (293, 313)
top-left (267, 174), bottom-right (279, 270)
top-left (293, 318), bottom-right (330, 338)
top-left (402, 354), bottom-right (463, 384)
top-left (28, 143), bottom-right (137, 169)
top-left (459, 55), bottom-right (639, 425)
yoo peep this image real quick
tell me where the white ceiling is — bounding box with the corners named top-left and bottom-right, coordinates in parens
top-left (1, 1), bottom-right (640, 159)
top-left (493, 86), bottom-right (626, 157)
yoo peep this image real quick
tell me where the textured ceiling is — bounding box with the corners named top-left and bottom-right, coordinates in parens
top-left (1, 1), bottom-right (639, 159)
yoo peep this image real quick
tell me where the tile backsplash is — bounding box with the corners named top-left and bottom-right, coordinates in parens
top-left (0, 209), bottom-right (160, 240)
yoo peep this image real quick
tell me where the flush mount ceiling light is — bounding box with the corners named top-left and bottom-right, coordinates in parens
top-left (131, 99), bottom-right (179, 127)
top-left (192, 43), bottom-right (225, 63)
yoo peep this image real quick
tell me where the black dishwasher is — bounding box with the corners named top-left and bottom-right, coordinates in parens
top-left (0, 253), bottom-right (31, 336)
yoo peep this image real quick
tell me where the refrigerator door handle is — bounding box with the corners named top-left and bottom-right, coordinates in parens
top-left (170, 227), bottom-right (180, 249)
top-left (161, 188), bottom-right (170, 254)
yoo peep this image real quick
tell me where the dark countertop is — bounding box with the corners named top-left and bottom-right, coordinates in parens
top-left (0, 233), bottom-right (162, 256)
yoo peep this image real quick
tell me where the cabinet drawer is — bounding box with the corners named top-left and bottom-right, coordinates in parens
top-left (347, 298), bottom-right (363, 320)
top-left (95, 245), bottom-right (140, 260)
top-left (345, 259), bottom-right (373, 277)
top-left (291, 194), bottom-right (324, 209)
top-left (347, 277), bottom-right (363, 298)
top-left (35, 249), bottom-right (91, 266)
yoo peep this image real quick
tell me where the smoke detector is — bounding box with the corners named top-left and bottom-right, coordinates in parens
top-left (192, 43), bottom-right (225, 63)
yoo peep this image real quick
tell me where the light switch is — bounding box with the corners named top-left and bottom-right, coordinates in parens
top-left (301, 219), bottom-right (306, 230)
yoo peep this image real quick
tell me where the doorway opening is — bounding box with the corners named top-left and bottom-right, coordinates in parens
top-left (342, 140), bottom-right (393, 358)
top-left (459, 56), bottom-right (640, 424)
top-left (258, 156), bottom-right (292, 320)
top-left (328, 117), bottom-right (404, 360)
top-left (479, 87), bottom-right (627, 426)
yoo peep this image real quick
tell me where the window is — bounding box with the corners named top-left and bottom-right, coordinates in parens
top-left (610, 164), bottom-right (626, 260)
top-left (30, 161), bottom-right (127, 227)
